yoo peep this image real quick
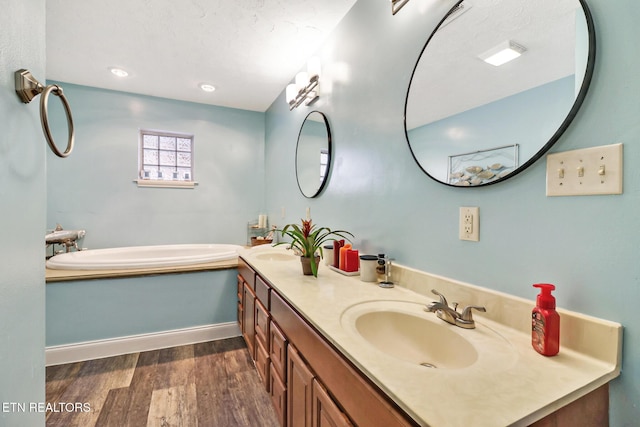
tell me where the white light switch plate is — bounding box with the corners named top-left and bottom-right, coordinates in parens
top-left (546, 143), bottom-right (623, 196)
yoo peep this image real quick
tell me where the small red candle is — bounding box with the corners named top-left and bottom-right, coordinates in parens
top-left (345, 249), bottom-right (359, 272)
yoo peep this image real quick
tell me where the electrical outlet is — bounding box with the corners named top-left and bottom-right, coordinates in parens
top-left (459, 207), bottom-right (479, 241)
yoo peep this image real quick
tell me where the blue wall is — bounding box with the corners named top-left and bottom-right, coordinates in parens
top-left (46, 270), bottom-right (237, 346)
top-left (46, 83), bottom-right (265, 248)
top-left (43, 84), bottom-right (264, 348)
top-left (0, 1), bottom-right (46, 426)
top-left (264, 1), bottom-right (640, 425)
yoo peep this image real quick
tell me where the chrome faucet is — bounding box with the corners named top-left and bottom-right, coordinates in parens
top-left (425, 289), bottom-right (486, 329)
top-left (45, 224), bottom-right (86, 257)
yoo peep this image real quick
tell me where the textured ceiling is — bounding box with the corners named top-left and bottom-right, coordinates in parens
top-left (46, 0), bottom-right (357, 112)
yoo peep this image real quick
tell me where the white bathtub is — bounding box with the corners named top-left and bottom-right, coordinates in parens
top-left (45, 244), bottom-right (243, 270)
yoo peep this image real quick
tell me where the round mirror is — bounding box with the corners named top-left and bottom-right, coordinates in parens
top-left (405, 0), bottom-right (595, 186)
top-left (296, 111), bottom-right (332, 198)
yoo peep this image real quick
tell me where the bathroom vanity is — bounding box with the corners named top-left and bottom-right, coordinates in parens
top-left (237, 246), bottom-right (621, 427)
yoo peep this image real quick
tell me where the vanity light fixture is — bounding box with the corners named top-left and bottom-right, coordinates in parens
top-left (199, 83), bottom-right (216, 93)
top-left (285, 57), bottom-right (321, 110)
top-left (391, 0), bottom-right (410, 15)
top-left (478, 40), bottom-right (527, 66)
top-left (109, 67), bottom-right (129, 78)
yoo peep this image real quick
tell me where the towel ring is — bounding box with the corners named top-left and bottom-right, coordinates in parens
top-left (14, 69), bottom-right (75, 158)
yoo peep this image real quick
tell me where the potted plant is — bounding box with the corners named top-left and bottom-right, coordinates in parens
top-left (276, 218), bottom-right (353, 277)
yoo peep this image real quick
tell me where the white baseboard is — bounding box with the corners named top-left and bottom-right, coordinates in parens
top-left (45, 322), bottom-right (241, 366)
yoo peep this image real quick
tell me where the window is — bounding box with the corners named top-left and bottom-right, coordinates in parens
top-left (137, 129), bottom-right (196, 188)
top-left (320, 149), bottom-right (329, 184)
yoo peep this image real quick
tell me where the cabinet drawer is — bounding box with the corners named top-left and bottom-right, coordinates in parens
top-left (255, 338), bottom-right (271, 392)
top-left (238, 257), bottom-right (256, 289)
top-left (270, 363), bottom-right (287, 427)
top-left (270, 320), bottom-right (288, 380)
top-left (255, 300), bottom-right (270, 351)
top-left (237, 275), bottom-right (244, 300)
top-left (256, 274), bottom-right (271, 309)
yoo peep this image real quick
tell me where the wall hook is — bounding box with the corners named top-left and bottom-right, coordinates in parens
top-left (15, 69), bottom-right (75, 158)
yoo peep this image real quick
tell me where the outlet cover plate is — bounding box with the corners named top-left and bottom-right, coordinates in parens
top-left (459, 207), bottom-right (479, 241)
top-left (546, 144), bottom-right (623, 196)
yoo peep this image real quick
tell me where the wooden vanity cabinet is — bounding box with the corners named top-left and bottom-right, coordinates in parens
top-left (238, 256), bottom-right (416, 427)
top-left (239, 258), bottom-right (610, 427)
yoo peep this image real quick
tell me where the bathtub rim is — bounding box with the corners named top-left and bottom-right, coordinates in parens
top-left (45, 243), bottom-right (243, 274)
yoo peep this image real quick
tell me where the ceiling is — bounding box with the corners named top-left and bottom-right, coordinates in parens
top-left (407, 0), bottom-right (582, 129)
top-left (46, 0), bottom-right (357, 112)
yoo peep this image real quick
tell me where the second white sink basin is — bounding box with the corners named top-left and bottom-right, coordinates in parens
top-left (254, 252), bottom-right (296, 261)
top-left (354, 310), bottom-right (478, 369)
top-left (341, 300), bottom-right (516, 372)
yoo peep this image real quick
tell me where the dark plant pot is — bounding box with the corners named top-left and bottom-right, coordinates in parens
top-left (300, 256), bottom-right (321, 276)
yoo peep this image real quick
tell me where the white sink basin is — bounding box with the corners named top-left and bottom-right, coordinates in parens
top-left (354, 310), bottom-right (477, 369)
top-left (254, 252), bottom-right (296, 261)
top-left (341, 300), bottom-right (516, 371)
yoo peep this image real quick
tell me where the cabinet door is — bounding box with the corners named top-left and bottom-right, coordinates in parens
top-left (312, 379), bottom-right (353, 427)
top-left (270, 321), bottom-right (287, 380)
top-left (255, 299), bottom-right (270, 352)
top-left (288, 345), bottom-right (314, 427)
top-left (270, 363), bottom-right (287, 427)
top-left (242, 282), bottom-right (256, 358)
top-left (255, 338), bottom-right (271, 392)
top-left (237, 275), bottom-right (244, 329)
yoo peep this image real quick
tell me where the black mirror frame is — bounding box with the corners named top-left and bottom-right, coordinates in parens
top-left (295, 110), bottom-right (332, 198)
top-left (404, 0), bottom-right (596, 188)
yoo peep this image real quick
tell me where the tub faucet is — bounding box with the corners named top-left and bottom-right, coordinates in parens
top-left (425, 289), bottom-right (486, 329)
top-left (45, 224), bottom-right (86, 256)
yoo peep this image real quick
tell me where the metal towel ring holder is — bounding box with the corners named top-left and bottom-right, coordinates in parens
top-left (15, 69), bottom-right (75, 158)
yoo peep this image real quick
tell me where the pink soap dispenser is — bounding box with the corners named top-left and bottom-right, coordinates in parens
top-left (531, 283), bottom-right (560, 356)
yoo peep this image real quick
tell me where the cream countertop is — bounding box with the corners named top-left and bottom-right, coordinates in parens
top-left (239, 245), bottom-right (622, 427)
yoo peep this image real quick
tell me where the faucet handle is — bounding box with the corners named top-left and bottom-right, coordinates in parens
top-left (430, 289), bottom-right (448, 306)
top-left (456, 305), bottom-right (487, 329)
top-left (460, 305), bottom-right (486, 321)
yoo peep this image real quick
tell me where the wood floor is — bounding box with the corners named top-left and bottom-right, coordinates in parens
top-left (45, 337), bottom-right (280, 427)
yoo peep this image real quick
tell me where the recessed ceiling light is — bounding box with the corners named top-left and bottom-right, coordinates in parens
top-left (478, 40), bottom-right (527, 67)
top-left (109, 67), bottom-right (129, 77)
top-left (199, 83), bottom-right (216, 93)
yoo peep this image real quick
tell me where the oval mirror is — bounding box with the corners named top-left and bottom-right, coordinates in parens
top-left (405, 0), bottom-right (595, 186)
top-left (296, 111), bottom-right (332, 198)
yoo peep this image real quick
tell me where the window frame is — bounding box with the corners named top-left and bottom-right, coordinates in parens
top-left (135, 128), bottom-right (197, 189)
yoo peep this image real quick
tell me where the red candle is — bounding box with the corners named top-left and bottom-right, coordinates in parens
top-left (333, 240), bottom-right (344, 267)
top-left (345, 249), bottom-right (359, 272)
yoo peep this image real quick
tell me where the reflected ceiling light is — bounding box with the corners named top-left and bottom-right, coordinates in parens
top-left (109, 67), bottom-right (129, 77)
top-left (199, 83), bottom-right (216, 93)
top-left (478, 40), bottom-right (527, 66)
top-left (391, 0), bottom-right (410, 15)
top-left (285, 57), bottom-right (321, 110)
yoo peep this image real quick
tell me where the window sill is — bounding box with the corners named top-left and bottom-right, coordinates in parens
top-left (134, 179), bottom-right (198, 189)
